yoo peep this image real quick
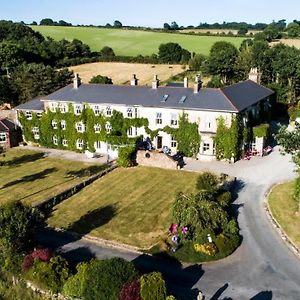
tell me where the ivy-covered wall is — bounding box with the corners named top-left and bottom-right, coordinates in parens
top-left (18, 106), bottom-right (201, 157)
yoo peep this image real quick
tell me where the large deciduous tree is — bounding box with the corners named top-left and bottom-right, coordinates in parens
top-left (208, 41), bottom-right (238, 84)
top-left (158, 42), bottom-right (190, 63)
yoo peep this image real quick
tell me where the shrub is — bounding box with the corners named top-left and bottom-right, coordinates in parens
top-left (253, 123), bottom-right (270, 138)
top-left (194, 242), bottom-right (218, 256)
top-left (22, 255), bottom-right (34, 272)
top-left (89, 75), bottom-right (113, 84)
top-left (31, 248), bottom-right (52, 262)
top-left (140, 272), bottom-right (166, 300)
top-left (216, 191), bottom-right (232, 207)
top-left (117, 145), bottom-right (136, 167)
top-left (119, 278), bottom-right (141, 300)
top-left (166, 296), bottom-right (177, 300)
top-left (196, 172), bottom-right (219, 193)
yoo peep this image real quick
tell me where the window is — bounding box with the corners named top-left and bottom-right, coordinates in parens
top-left (25, 111), bottom-right (32, 120)
top-left (127, 127), bottom-right (133, 137)
top-left (50, 103), bottom-right (57, 112)
top-left (76, 122), bottom-right (84, 132)
top-left (93, 105), bottom-right (100, 116)
top-left (205, 116), bottom-right (212, 131)
top-left (94, 141), bottom-right (101, 149)
top-left (61, 120), bottom-right (66, 130)
top-left (134, 107), bottom-right (138, 118)
top-left (127, 107), bottom-right (133, 118)
top-left (76, 139), bottom-right (84, 149)
top-left (0, 133), bottom-right (6, 142)
top-left (36, 112), bottom-right (43, 119)
top-left (156, 112), bottom-right (162, 125)
top-left (106, 106), bottom-right (112, 116)
top-left (53, 135), bottom-right (58, 145)
top-left (51, 120), bottom-right (58, 129)
top-left (203, 142), bottom-right (210, 153)
top-left (94, 123), bottom-right (101, 133)
top-left (74, 104), bottom-right (82, 115)
top-left (59, 103), bottom-right (68, 113)
top-left (171, 136), bottom-right (177, 148)
top-left (105, 122), bottom-right (112, 133)
top-left (32, 127), bottom-right (39, 139)
top-left (62, 139), bottom-right (68, 147)
top-left (170, 113), bottom-right (178, 126)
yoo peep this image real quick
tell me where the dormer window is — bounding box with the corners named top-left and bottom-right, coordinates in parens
top-left (127, 108), bottom-right (133, 118)
top-left (94, 123), bottom-right (101, 133)
top-left (106, 106), bottom-right (112, 116)
top-left (74, 104), bottom-right (82, 115)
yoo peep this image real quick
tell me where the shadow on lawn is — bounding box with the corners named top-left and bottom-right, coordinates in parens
top-left (67, 204), bottom-right (117, 235)
top-left (1, 167), bottom-right (58, 188)
top-left (0, 152), bottom-right (45, 167)
top-left (65, 165), bottom-right (106, 178)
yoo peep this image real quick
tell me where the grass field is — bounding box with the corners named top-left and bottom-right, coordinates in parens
top-left (268, 181), bottom-right (300, 249)
top-left (0, 148), bottom-right (104, 206)
top-left (47, 166), bottom-right (199, 249)
top-left (69, 62), bottom-right (185, 85)
top-left (31, 26), bottom-right (246, 56)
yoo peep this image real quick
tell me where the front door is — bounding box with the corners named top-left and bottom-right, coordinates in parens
top-left (157, 136), bottom-right (162, 149)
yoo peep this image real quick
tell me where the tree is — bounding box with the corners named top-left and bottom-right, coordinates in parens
top-left (208, 41), bottom-right (238, 84)
top-left (286, 22), bottom-right (300, 37)
top-left (171, 21), bottom-right (179, 30)
top-left (263, 23), bottom-right (281, 41)
top-left (158, 42), bottom-right (183, 63)
top-left (100, 46), bottom-right (115, 57)
top-left (140, 272), bottom-right (166, 300)
top-left (238, 27), bottom-right (248, 35)
top-left (234, 47), bottom-right (252, 81)
top-left (0, 76), bottom-right (15, 105)
top-left (0, 41), bottom-right (25, 69)
top-left (0, 201), bottom-right (43, 252)
top-left (196, 172), bottom-right (219, 193)
top-left (114, 20), bottom-right (122, 28)
top-left (89, 75), bottom-right (113, 84)
top-left (188, 53), bottom-right (207, 71)
top-left (163, 23), bottom-right (171, 30)
top-left (40, 18), bottom-right (54, 26)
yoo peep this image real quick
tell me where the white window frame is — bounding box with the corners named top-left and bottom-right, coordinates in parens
top-left (59, 103), bottom-right (68, 113)
top-left (61, 120), bottom-right (66, 130)
top-left (106, 106), bottom-right (112, 116)
top-left (93, 105), bottom-right (100, 116)
top-left (76, 122), bottom-right (84, 133)
top-left (94, 123), bottom-right (101, 133)
top-left (205, 116), bottom-right (212, 131)
top-left (32, 127), bottom-right (39, 139)
top-left (51, 120), bottom-right (58, 129)
top-left (50, 102), bottom-right (58, 113)
top-left (170, 113), bottom-right (178, 126)
top-left (76, 139), bottom-right (84, 149)
top-left (53, 135), bottom-right (58, 145)
top-left (156, 112), bottom-right (162, 125)
top-left (127, 127), bottom-right (133, 137)
top-left (171, 136), bottom-right (177, 148)
top-left (25, 111), bottom-right (32, 120)
top-left (94, 141), bottom-right (101, 150)
top-left (203, 142), bottom-right (210, 153)
top-left (36, 112), bottom-right (43, 119)
top-left (0, 132), bottom-right (6, 142)
top-left (105, 122), bottom-right (112, 133)
top-left (74, 104), bottom-right (82, 115)
top-left (127, 107), bottom-right (133, 118)
top-left (62, 139), bottom-right (68, 147)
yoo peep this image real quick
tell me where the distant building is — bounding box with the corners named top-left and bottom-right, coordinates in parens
top-left (0, 118), bottom-right (21, 150)
top-left (15, 72), bottom-right (273, 160)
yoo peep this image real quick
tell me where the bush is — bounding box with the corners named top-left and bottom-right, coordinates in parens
top-left (196, 172), bottom-right (219, 193)
top-left (194, 242), bottom-right (218, 256)
top-left (253, 123), bottom-right (270, 138)
top-left (22, 248), bottom-right (52, 273)
top-left (117, 145), bottom-right (136, 167)
top-left (89, 75), bottom-right (113, 84)
top-left (119, 278), bottom-right (141, 300)
top-left (216, 191), bottom-right (232, 207)
top-left (140, 272), bottom-right (166, 300)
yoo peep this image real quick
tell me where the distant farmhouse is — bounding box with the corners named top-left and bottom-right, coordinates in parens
top-left (15, 69), bottom-right (273, 160)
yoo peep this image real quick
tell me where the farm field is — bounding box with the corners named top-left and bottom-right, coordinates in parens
top-left (0, 148), bottom-right (104, 206)
top-left (179, 29), bottom-right (260, 35)
top-left (69, 62), bottom-right (185, 85)
top-left (31, 26), bottom-right (246, 56)
top-left (271, 38), bottom-right (300, 49)
top-left (268, 181), bottom-right (300, 250)
top-left (47, 166), bottom-right (199, 249)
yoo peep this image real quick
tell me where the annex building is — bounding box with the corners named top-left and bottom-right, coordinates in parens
top-left (15, 70), bottom-right (273, 160)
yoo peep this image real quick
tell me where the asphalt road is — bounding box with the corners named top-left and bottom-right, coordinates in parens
top-left (37, 146), bottom-right (300, 300)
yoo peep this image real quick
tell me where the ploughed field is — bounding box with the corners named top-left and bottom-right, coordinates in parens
top-left (47, 166), bottom-right (198, 249)
top-left (31, 26), bottom-right (245, 56)
top-left (0, 148), bottom-right (104, 206)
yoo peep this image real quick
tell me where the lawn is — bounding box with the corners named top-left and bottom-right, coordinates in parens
top-left (0, 148), bottom-right (104, 206)
top-left (47, 166), bottom-right (199, 249)
top-left (31, 26), bottom-right (246, 56)
top-left (268, 181), bottom-right (300, 249)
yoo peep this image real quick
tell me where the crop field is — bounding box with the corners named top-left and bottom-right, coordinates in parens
top-left (271, 39), bottom-right (300, 49)
top-left (31, 26), bottom-right (246, 56)
top-left (47, 166), bottom-right (199, 249)
top-left (69, 62), bottom-right (185, 85)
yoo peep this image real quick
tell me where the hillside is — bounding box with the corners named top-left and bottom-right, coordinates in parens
top-left (31, 26), bottom-right (246, 56)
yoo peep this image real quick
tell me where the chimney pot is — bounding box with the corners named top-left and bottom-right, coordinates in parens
top-left (73, 73), bottom-right (81, 89)
top-left (152, 74), bottom-right (159, 89)
top-left (194, 74), bottom-right (202, 93)
top-left (131, 74), bottom-right (138, 86)
top-left (184, 77), bottom-right (188, 88)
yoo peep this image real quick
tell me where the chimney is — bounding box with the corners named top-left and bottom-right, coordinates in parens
top-left (248, 68), bottom-right (261, 84)
top-left (194, 75), bottom-right (202, 93)
top-left (152, 75), bottom-right (159, 89)
top-left (73, 73), bottom-right (81, 89)
top-left (130, 74), bottom-right (138, 86)
top-left (184, 77), bottom-right (188, 88)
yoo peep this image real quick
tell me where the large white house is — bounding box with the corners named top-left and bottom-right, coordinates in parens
top-left (15, 70), bottom-right (273, 160)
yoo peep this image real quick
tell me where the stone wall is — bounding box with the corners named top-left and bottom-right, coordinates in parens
top-left (136, 150), bottom-right (178, 170)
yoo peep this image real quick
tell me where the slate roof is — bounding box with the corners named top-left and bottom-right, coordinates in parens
top-left (0, 118), bottom-right (16, 132)
top-left (14, 97), bottom-right (44, 111)
top-left (16, 80), bottom-right (274, 113)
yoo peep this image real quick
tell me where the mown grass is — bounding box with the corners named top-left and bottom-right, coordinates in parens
top-left (0, 148), bottom-right (104, 206)
top-left (31, 26), bottom-right (246, 56)
top-left (268, 181), bottom-right (300, 249)
top-left (47, 166), bottom-right (199, 249)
